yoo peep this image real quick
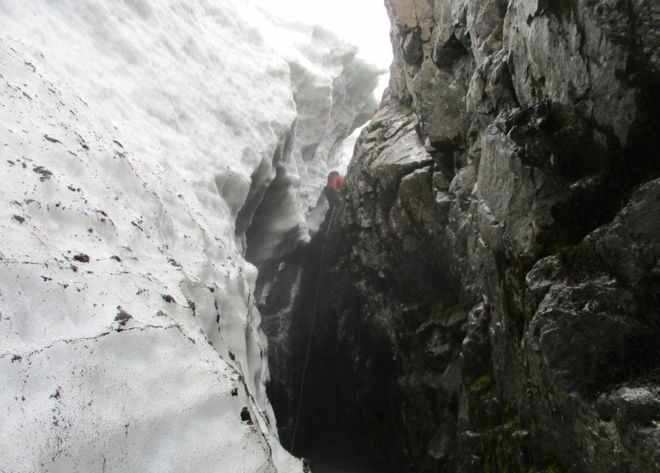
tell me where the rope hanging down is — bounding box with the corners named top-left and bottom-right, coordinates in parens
top-left (289, 207), bottom-right (339, 452)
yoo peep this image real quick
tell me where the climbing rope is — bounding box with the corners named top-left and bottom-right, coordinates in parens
top-left (289, 206), bottom-right (339, 452)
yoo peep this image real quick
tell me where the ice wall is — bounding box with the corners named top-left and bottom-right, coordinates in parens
top-left (0, 1), bottom-right (308, 471)
top-left (241, 19), bottom-right (382, 263)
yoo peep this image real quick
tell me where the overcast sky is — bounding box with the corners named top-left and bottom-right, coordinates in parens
top-left (254, 0), bottom-right (393, 70)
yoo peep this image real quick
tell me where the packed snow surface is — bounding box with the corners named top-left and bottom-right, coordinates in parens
top-left (0, 0), bottom-right (372, 471)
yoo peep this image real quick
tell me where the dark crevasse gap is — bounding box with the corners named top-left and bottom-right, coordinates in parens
top-left (237, 130), bottom-right (401, 470)
top-left (234, 36), bottom-right (387, 473)
top-left (253, 211), bottom-right (399, 473)
top-left (240, 170), bottom-right (396, 472)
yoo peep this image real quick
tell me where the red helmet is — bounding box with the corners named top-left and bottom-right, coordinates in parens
top-left (327, 171), bottom-right (344, 190)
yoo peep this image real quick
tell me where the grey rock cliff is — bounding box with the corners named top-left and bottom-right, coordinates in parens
top-left (272, 1), bottom-right (660, 471)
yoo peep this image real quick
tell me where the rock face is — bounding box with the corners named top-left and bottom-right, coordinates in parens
top-left (0, 1), bottom-right (377, 471)
top-left (274, 1), bottom-right (660, 472)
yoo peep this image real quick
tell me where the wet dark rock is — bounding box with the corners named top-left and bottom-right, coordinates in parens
top-left (72, 253), bottom-right (90, 263)
top-left (49, 387), bottom-right (62, 400)
top-left (135, 0), bottom-right (650, 471)
top-left (43, 134), bottom-right (62, 144)
top-left (114, 308), bottom-right (132, 327)
top-left (240, 407), bottom-right (253, 425)
top-left (260, 1), bottom-right (660, 472)
top-left (32, 165), bottom-right (53, 182)
top-left (597, 386), bottom-right (660, 425)
top-left (461, 302), bottom-right (492, 385)
top-left (401, 28), bottom-right (423, 65)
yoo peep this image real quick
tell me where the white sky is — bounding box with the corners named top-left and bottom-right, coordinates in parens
top-left (254, 0), bottom-right (393, 70)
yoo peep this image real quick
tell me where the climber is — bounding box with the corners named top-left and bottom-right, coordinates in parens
top-left (324, 170), bottom-right (345, 210)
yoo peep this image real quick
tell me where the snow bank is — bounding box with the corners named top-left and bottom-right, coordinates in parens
top-left (0, 0), bottom-right (308, 471)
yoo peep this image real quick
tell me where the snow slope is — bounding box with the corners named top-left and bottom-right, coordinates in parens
top-left (0, 0), bottom-right (362, 471)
